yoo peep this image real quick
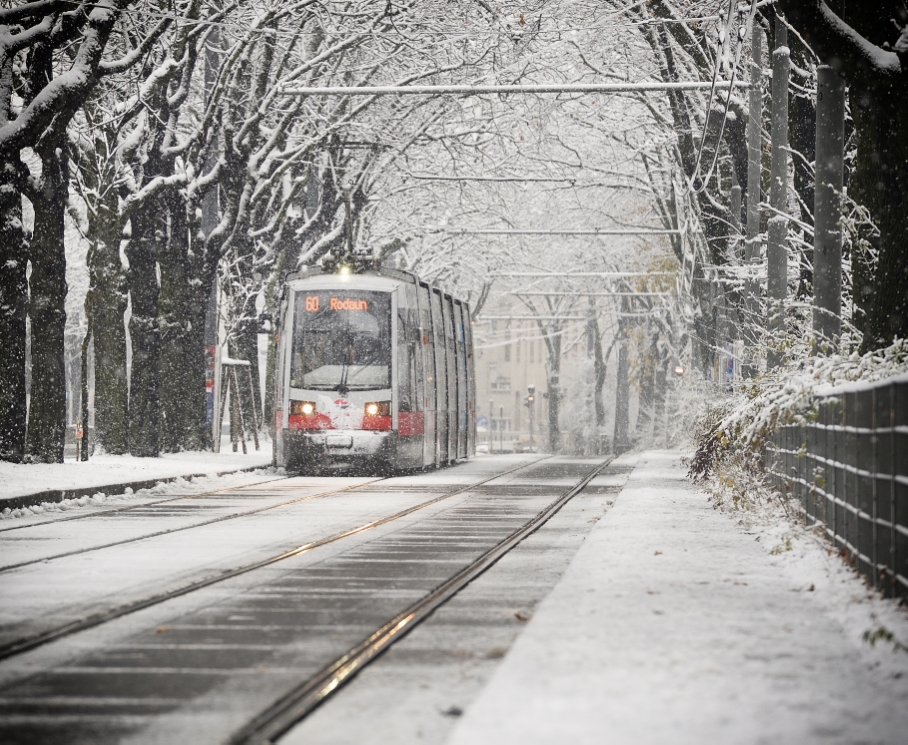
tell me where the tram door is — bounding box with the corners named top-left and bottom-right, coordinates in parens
top-left (463, 303), bottom-right (476, 456)
top-left (431, 289), bottom-right (448, 465)
top-left (442, 295), bottom-right (458, 462)
top-left (454, 300), bottom-right (467, 459)
top-left (417, 283), bottom-right (436, 467)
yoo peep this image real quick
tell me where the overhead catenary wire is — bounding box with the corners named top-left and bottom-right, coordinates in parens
top-left (280, 81), bottom-right (749, 96)
top-left (445, 229), bottom-right (685, 236)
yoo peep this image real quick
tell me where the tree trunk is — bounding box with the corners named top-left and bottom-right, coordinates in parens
top-left (540, 325), bottom-right (562, 454)
top-left (590, 313), bottom-right (607, 430)
top-left (0, 155), bottom-right (28, 462)
top-left (613, 336), bottom-right (630, 453)
top-left (80, 326), bottom-right (91, 460)
top-left (653, 357), bottom-right (669, 448)
top-left (87, 215), bottom-right (129, 453)
top-left (637, 334), bottom-right (657, 445)
top-left (779, 0), bottom-right (908, 351)
top-left (24, 145), bottom-right (68, 463)
top-left (158, 193), bottom-right (208, 452)
top-left (127, 201), bottom-right (163, 457)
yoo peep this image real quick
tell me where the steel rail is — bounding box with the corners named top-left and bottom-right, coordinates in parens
top-left (0, 457), bottom-right (547, 663)
top-left (0, 477), bottom-right (388, 573)
top-left (229, 454), bottom-right (615, 745)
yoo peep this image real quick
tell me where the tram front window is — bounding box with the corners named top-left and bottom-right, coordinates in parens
top-left (290, 291), bottom-right (392, 391)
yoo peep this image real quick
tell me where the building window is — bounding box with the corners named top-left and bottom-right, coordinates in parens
top-left (490, 376), bottom-right (511, 392)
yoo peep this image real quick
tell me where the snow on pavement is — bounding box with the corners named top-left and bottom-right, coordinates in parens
top-left (0, 445), bottom-right (274, 522)
top-left (447, 450), bottom-right (908, 745)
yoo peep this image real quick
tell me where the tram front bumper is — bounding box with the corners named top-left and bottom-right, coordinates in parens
top-left (284, 429), bottom-right (395, 467)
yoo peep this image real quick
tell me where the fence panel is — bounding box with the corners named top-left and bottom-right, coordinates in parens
top-left (764, 375), bottom-right (908, 598)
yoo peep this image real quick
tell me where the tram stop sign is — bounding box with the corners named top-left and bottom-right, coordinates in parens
top-left (476, 416), bottom-right (489, 430)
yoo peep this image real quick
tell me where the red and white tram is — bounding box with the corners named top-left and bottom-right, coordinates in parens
top-left (273, 265), bottom-right (476, 473)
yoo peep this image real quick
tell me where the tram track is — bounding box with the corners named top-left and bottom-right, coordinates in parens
top-left (0, 476), bottom-right (386, 573)
top-left (0, 456), bottom-right (549, 663)
top-left (229, 454), bottom-right (614, 745)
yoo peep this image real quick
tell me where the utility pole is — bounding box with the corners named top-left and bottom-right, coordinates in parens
top-left (767, 17), bottom-right (790, 368)
top-left (726, 180), bottom-right (743, 370)
top-left (813, 65), bottom-right (845, 346)
top-left (744, 23), bottom-right (763, 377)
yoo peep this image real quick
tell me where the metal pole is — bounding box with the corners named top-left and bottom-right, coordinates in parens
top-left (499, 405), bottom-right (504, 453)
top-left (767, 17), bottom-right (790, 369)
top-left (725, 183), bottom-right (743, 362)
top-left (744, 23), bottom-right (763, 377)
top-left (529, 400), bottom-right (534, 452)
top-left (813, 65), bottom-right (845, 346)
top-left (488, 399), bottom-right (493, 452)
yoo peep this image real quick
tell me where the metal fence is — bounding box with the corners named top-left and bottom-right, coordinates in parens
top-left (765, 375), bottom-right (908, 598)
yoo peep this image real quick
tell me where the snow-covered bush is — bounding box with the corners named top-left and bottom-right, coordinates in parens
top-left (687, 337), bottom-right (908, 511)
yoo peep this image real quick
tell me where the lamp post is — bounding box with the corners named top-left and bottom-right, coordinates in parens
top-left (527, 384), bottom-right (536, 452)
top-left (489, 398), bottom-right (494, 452)
top-left (499, 405), bottom-right (505, 453)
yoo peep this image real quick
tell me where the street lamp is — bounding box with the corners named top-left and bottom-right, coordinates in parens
top-left (526, 384), bottom-right (536, 452)
top-left (499, 405), bottom-right (505, 453)
top-left (673, 365), bottom-right (686, 377)
top-left (489, 399), bottom-right (494, 452)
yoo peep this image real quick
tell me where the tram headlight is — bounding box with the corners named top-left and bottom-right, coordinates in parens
top-left (291, 401), bottom-right (316, 416)
top-left (364, 401), bottom-right (391, 417)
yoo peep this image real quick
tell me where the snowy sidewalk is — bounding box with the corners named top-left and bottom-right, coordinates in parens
top-left (448, 451), bottom-right (908, 744)
top-left (0, 445), bottom-right (273, 511)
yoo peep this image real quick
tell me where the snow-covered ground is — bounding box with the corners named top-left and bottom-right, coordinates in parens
top-left (0, 440), bottom-right (273, 516)
top-left (448, 451), bottom-right (908, 744)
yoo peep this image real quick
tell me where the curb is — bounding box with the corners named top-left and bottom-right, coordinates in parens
top-left (0, 463), bottom-right (275, 513)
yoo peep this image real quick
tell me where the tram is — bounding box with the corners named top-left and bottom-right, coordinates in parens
top-left (272, 264), bottom-right (476, 473)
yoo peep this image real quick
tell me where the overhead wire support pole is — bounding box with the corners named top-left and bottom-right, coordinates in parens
top-left (744, 21), bottom-right (762, 378)
top-left (766, 16), bottom-right (790, 369)
top-left (812, 65), bottom-right (845, 347)
top-left (280, 82), bottom-right (750, 96)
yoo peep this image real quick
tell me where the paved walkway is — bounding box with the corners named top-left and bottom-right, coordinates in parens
top-left (448, 451), bottom-right (908, 745)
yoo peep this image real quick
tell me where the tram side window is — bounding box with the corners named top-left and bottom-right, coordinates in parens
top-left (397, 311), bottom-right (417, 411)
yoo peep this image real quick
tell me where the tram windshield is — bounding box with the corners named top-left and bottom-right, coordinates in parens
top-left (290, 290), bottom-right (392, 391)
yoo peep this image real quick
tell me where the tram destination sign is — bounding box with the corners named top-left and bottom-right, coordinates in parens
top-left (304, 296), bottom-right (370, 312)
